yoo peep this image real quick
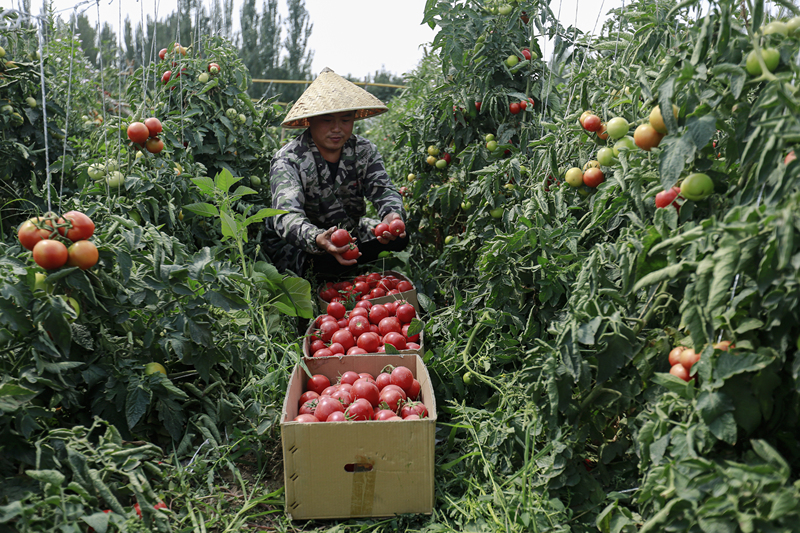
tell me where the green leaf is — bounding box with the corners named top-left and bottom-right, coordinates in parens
top-left (253, 261), bottom-right (284, 283)
top-left (219, 212), bottom-right (239, 240)
top-left (244, 208), bottom-right (287, 227)
top-left (707, 247), bottom-right (739, 310)
top-left (125, 385), bottom-right (150, 429)
top-left (82, 511), bottom-right (111, 533)
top-left (714, 350), bottom-right (773, 382)
top-left (183, 203), bottom-right (219, 218)
top-left (214, 168), bottom-right (239, 193)
top-left (633, 261), bottom-right (695, 293)
top-left (190, 176), bottom-right (216, 194)
top-left (659, 136), bottom-right (694, 190)
top-left (198, 78), bottom-right (219, 95)
top-left (26, 469), bottom-right (66, 485)
top-left (274, 277), bottom-right (314, 319)
top-left (652, 372), bottom-right (694, 398)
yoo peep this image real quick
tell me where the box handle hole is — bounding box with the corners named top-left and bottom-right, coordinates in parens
top-left (344, 463), bottom-right (373, 473)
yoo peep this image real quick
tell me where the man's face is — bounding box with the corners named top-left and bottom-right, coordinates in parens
top-left (308, 111), bottom-right (355, 158)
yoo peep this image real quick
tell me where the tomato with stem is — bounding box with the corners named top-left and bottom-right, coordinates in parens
top-left (66, 240), bottom-right (99, 270)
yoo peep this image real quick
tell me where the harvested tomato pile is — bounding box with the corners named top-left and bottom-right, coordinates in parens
top-left (319, 271), bottom-right (414, 303)
top-left (309, 298), bottom-right (420, 356)
top-left (294, 366), bottom-right (427, 422)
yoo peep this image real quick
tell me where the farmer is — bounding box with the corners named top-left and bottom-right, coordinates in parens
top-left (264, 67), bottom-right (408, 278)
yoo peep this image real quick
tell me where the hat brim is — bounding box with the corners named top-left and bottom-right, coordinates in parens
top-left (281, 106), bottom-right (388, 129)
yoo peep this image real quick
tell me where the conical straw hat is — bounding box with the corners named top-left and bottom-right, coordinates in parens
top-left (281, 67), bottom-right (388, 128)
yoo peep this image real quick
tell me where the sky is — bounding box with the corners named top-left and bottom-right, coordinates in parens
top-left (33, 0), bottom-right (628, 80)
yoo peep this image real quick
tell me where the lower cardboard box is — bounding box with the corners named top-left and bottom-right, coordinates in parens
top-left (281, 354), bottom-right (436, 520)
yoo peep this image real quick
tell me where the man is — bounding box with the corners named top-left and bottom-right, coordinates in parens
top-left (264, 67), bottom-right (407, 277)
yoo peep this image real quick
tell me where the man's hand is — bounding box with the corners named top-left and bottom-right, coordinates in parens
top-left (316, 227), bottom-right (360, 265)
top-left (376, 212), bottom-right (407, 244)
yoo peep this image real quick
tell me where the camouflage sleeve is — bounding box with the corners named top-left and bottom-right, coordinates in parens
top-left (360, 140), bottom-right (406, 221)
top-left (269, 155), bottom-right (326, 255)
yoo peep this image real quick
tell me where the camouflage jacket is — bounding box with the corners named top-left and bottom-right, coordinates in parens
top-left (264, 130), bottom-right (405, 274)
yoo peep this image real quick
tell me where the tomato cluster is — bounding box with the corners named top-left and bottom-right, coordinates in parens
top-left (329, 228), bottom-right (359, 260)
top-left (127, 118), bottom-right (164, 154)
top-left (373, 218), bottom-right (405, 239)
top-left (318, 272), bottom-right (414, 303)
top-left (667, 346), bottom-right (701, 382)
top-left (17, 211), bottom-right (99, 271)
top-left (294, 366), bottom-right (426, 422)
top-left (308, 298), bottom-right (420, 357)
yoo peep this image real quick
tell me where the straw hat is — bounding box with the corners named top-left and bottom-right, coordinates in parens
top-left (281, 67), bottom-right (388, 128)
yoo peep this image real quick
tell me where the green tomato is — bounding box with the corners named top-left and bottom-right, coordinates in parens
top-left (0, 46), bottom-right (5, 58)
top-left (145, 362), bottom-right (167, 376)
top-left (11, 113), bottom-right (23, 127)
top-left (238, 114), bottom-right (247, 124)
top-left (463, 371), bottom-right (473, 385)
top-left (435, 159), bottom-right (448, 169)
top-left (788, 16), bottom-right (800, 34)
top-left (427, 145), bottom-right (439, 156)
top-left (505, 55), bottom-right (519, 68)
top-left (129, 210), bottom-right (142, 224)
top-left (226, 108), bottom-right (238, 120)
top-left (461, 201), bottom-right (472, 210)
top-left (62, 296), bottom-right (80, 321)
top-left (489, 207), bottom-right (504, 219)
top-left (613, 136), bottom-right (636, 156)
top-left (680, 172), bottom-right (714, 201)
top-left (407, 173), bottom-right (416, 181)
top-left (87, 164), bottom-right (105, 180)
top-left (198, 72), bottom-right (209, 83)
top-left (564, 167), bottom-right (583, 187)
top-left (105, 160), bottom-right (119, 173)
top-left (761, 21), bottom-right (788, 36)
top-left (106, 171), bottom-right (125, 188)
top-left (1, 105), bottom-right (11, 114)
top-left (745, 48), bottom-right (780, 76)
top-left (444, 235), bottom-right (455, 244)
top-left (26, 97), bottom-right (37, 108)
top-left (485, 133), bottom-right (495, 142)
top-left (498, 4), bottom-right (513, 15)
top-left (605, 117), bottom-right (629, 140)
top-left (597, 147), bottom-right (617, 166)
top-left (250, 176), bottom-right (262, 187)
top-left (486, 140), bottom-right (498, 152)
top-left (33, 273), bottom-right (53, 294)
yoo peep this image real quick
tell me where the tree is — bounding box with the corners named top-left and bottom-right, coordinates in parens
top-left (363, 68), bottom-right (406, 104)
top-left (73, 14), bottom-right (98, 67)
top-left (280, 0), bottom-right (313, 103)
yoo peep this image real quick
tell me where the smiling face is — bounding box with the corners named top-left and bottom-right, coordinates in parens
top-left (308, 111), bottom-right (355, 162)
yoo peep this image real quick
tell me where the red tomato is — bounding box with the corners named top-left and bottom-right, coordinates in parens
top-left (331, 228), bottom-right (351, 247)
top-left (583, 114), bottom-right (602, 132)
top-left (442, 153), bottom-right (452, 164)
top-left (390, 366), bottom-right (414, 392)
top-left (146, 137), bottom-right (164, 154)
top-left (33, 240), bottom-right (68, 270)
top-left (655, 186), bottom-right (681, 209)
top-left (127, 122), bottom-right (150, 144)
top-left (668, 347), bottom-right (685, 366)
top-left (310, 339), bottom-right (326, 353)
top-left (355, 300), bottom-right (372, 310)
top-left (374, 409), bottom-right (397, 421)
top-left (312, 348), bottom-right (333, 358)
top-left (342, 245), bottom-right (360, 261)
top-left (320, 288), bottom-right (338, 302)
top-left (521, 48), bottom-right (532, 60)
top-left (367, 272), bottom-right (382, 286)
top-left (378, 316), bottom-right (402, 336)
top-left (331, 329), bottom-right (355, 350)
top-left (509, 102), bottom-right (521, 115)
top-left (396, 280), bottom-right (413, 292)
top-left (519, 100), bottom-right (527, 111)
top-left (340, 371), bottom-right (360, 386)
top-left (314, 396), bottom-right (344, 422)
top-left (347, 346), bottom-right (368, 355)
top-left (298, 391), bottom-right (319, 405)
top-left (294, 414), bottom-right (319, 422)
top-left (634, 124), bottom-right (663, 151)
top-left (407, 342), bottom-right (421, 350)
top-left (669, 364), bottom-right (691, 382)
top-left (379, 388), bottom-right (406, 412)
top-left (680, 348), bottom-right (700, 371)
top-left (369, 288), bottom-right (386, 299)
top-left (161, 71), bottom-right (172, 84)
top-left (159, 48), bottom-right (168, 60)
top-left (400, 401), bottom-right (428, 418)
top-left (315, 314), bottom-right (334, 327)
top-left (583, 168), bottom-right (605, 188)
top-left (321, 385), bottom-right (338, 397)
top-left (350, 307), bottom-right (369, 318)
top-left (59, 211), bottom-right (95, 241)
top-left (388, 219), bottom-right (405, 236)
top-left (328, 343), bottom-right (344, 355)
top-left (338, 383), bottom-right (354, 394)
top-left (383, 332), bottom-right (407, 351)
top-left (375, 372), bottom-right (392, 390)
top-left (326, 411), bottom-right (346, 422)
top-left (306, 374), bottom-right (330, 395)
top-left (318, 320), bottom-right (339, 342)
top-left (337, 318), bottom-right (348, 328)
top-left (358, 372), bottom-right (375, 383)
top-left (66, 240), bottom-right (99, 270)
top-left (369, 304), bottom-right (389, 324)
top-left (144, 117), bottom-right (162, 137)
top-left (353, 380), bottom-right (380, 407)
top-left (207, 62), bottom-right (221, 73)
top-left (354, 281), bottom-right (370, 297)
top-left (383, 301), bottom-right (398, 316)
top-left (406, 379), bottom-right (421, 400)
top-left (348, 315), bottom-right (370, 337)
top-left (345, 398), bottom-right (373, 421)
top-left (373, 223), bottom-right (389, 237)
top-left (402, 324), bottom-right (420, 343)
top-left (327, 301), bottom-right (346, 319)
top-left (396, 303), bottom-right (416, 323)
top-left (299, 400), bottom-right (317, 417)
top-left (331, 389), bottom-right (353, 408)
top-left (403, 414), bottom-right (420, 420)
top-left (18, 218), bottom-right (55, 250)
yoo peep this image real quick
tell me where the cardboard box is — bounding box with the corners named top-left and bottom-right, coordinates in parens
top-left (316, 270), bottom-right (420, 313)
top-left (302, 320), bottom-right (424, 358)
top-left (281, 354), bottom-right (436, 520)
